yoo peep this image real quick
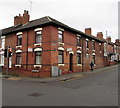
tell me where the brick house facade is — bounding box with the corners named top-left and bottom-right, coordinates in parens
top-left (0, 10), bottom-right (120, 77)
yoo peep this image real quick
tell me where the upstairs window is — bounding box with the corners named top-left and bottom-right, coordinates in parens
top-left (16, 53), bottom-right (21, 65)
top-left (58, 30), bottom-right (63, 43)
top-left (58, 50), bottom-right (64, 64)
top-left (35, 31), bottom-right (42, 43)
top-left (100, 44), bottom-right (102, 51)
top-left (77, 36), bottom-right (81, 46)
top-left (92, 41), bottom-right (95, 50)
top-left (86, 40), bottom-right (89, 48)
top-left (17, 35), bottom-right (22, 46)
top-left (104, 43), bottom-right (107, 51)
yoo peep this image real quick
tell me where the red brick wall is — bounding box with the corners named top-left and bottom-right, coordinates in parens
top-left (4, 24), bottom-right (105, 77)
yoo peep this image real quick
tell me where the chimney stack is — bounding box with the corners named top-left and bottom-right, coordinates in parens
top-left (14, 10), bottom-right (30, 26)
top-left (97, 32), bottom-right (103, 39)
top-left (22, 10), bottom-right (30, 25)
top-left (106, 36), bottom-right (111, 42)
top-left (14, 14), bottom-right (22, 26)
top-left (85, 28), bottom-right (92, 35)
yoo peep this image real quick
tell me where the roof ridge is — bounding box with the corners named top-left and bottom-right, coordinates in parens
top-left (46, 16), bottom-right (52, 22)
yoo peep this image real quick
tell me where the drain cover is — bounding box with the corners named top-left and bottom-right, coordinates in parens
top-left (28, 92), bottom-right (42, 97)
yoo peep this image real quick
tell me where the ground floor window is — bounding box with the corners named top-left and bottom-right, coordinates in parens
top-left (35, 51), bottom-right (42, 64)
top-left (58, 50), bottom-right (64, 64)
top-left (77, 53), bottom-right (81, 64)
top-left (16, 53), bottom-right (21, 64)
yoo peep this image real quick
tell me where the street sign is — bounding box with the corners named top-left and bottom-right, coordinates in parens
top-left (28, 47), bottom-right (33, 52)
top-left (67, 48), bottom-right (72, 52)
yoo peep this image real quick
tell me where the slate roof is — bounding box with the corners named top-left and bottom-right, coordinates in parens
top-left (2, 16), bottom-right (105, 42)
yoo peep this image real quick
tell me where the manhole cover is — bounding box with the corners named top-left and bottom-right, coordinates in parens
top-left (28, 92), bottom-right (42, 97)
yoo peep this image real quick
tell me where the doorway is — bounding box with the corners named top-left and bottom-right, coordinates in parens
top-left (9, 57), bottom-right (12, 68)
top-left (69, 53), bottom-right (73, 71)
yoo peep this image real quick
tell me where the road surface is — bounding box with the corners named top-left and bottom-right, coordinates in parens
top-left (2, 66), bottom-right (118, 106)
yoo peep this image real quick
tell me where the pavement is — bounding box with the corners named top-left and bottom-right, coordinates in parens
top-left (1, 64), bottom-right (119, 82)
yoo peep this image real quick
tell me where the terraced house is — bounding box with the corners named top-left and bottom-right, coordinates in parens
top-left (0, 10), bottom-right (120, 77)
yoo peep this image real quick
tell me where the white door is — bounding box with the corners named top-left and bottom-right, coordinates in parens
top-left (9, 57), bottom-right (12, 68)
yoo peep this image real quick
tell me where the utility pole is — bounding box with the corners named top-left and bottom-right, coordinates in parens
top-left (28, 0), bottom-right (33, 17)
top-left (106, 30), bottom-right (108, 39)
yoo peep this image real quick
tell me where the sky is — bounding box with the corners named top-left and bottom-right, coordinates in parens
top-left (0, 0), bottom-right (119, 42)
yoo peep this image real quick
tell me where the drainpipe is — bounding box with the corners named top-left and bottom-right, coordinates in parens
top-left (26, 31), bottom-right (29, 70)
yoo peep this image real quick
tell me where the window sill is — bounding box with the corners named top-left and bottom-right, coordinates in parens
top-left (15, 65), bottom-right (21, 67)
top-left (34, 65), bottom-right (42, 68)
top-left (58, 42), bottom-right (64, 45)
top-left (16, 45), bottom-right (22, 48)
top-left (77, 46), bottom-right (81, 49)
top-left (86, 48), bottom-right (89, 50)
top-left (0, 51), bottom-right (4, 54)
top-left (58, 64), bottom-right (64, 66)
top-left (34, 43), bottom-right (42, 46)
top-left (77, 64), bottom-right (82, 66)
top-left (0, 64), bottom-right (4, 66)
top-left (92, 50), bottom-right (95, 52)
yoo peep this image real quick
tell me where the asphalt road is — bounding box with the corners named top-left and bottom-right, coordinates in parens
top-left (2, 67), bottom-right (118, 106)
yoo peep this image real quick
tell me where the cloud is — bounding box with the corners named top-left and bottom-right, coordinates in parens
top-left (0, 0), bottom-right (118, 42)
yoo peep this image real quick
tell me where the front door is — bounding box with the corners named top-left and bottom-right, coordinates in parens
top-left (9, 57), bottom-right (12, 68)
top-left (69, 53), bottom-right (73, 71)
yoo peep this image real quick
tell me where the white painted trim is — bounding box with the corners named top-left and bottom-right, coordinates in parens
top-left (34, 48), bottom-right (42, 52)
top-left (69, 51), bottom-right (74, 54)
top-left (86, 48), bottom-right (89, 50)
top-left (0, 64), bottom-right (4, 66)
top-left (34, 28), bottom-right (42, 32)
top-left (92, 50), bottom-right (95, 52)
top-left (77, 64), bottom-right (82, 66)
top-left (34, 43), bottom-right (42, 46)
top-left (1, 36), bottom-right (5, 39)
top-left (58, 27), bottom-right (64, 31)
top-left (92, 53), bottom-right (95, 55)
top-left (0, 51), bottom-right (4, 54)
top-left (58, 42), bottom-right (65, 45)
top-left (99, 43), bottom-right (102, 45)
top-left (58, 64), bottom-right (64, 66)
top-left (16, 45), bottom-right (22, 48)
top-left (34, 65), bottom-right (42, 68)
top-left (86, 38), bottom-right (89, 41)
top-left (77, 34), bottom-right (81, 37)
top-left (77, 46), bottom-right (81, 49)
top-left (58, 47), bottom-right (64, 51)
top-left (92, 40), bottom-right (95, 42)
top-left (16, 32), bottom-right (22, 35)
top-left (77, 50), bottom-right (81, 53)
top-left (16, 49), bottom-right (22, 53)
top-left (15, 65), bottom-right (21, 67)
top-left (47, 16), bottom-right (52, 21)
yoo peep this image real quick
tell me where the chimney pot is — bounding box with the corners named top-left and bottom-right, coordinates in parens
top-left (97, 32), bottom-right (103, 39)
top-left (115, 39), bottom-right (120, 43)
top-left (14, 10), bottom-right (30, 26)
top-left (106, 36), bottom-right (111, 42)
